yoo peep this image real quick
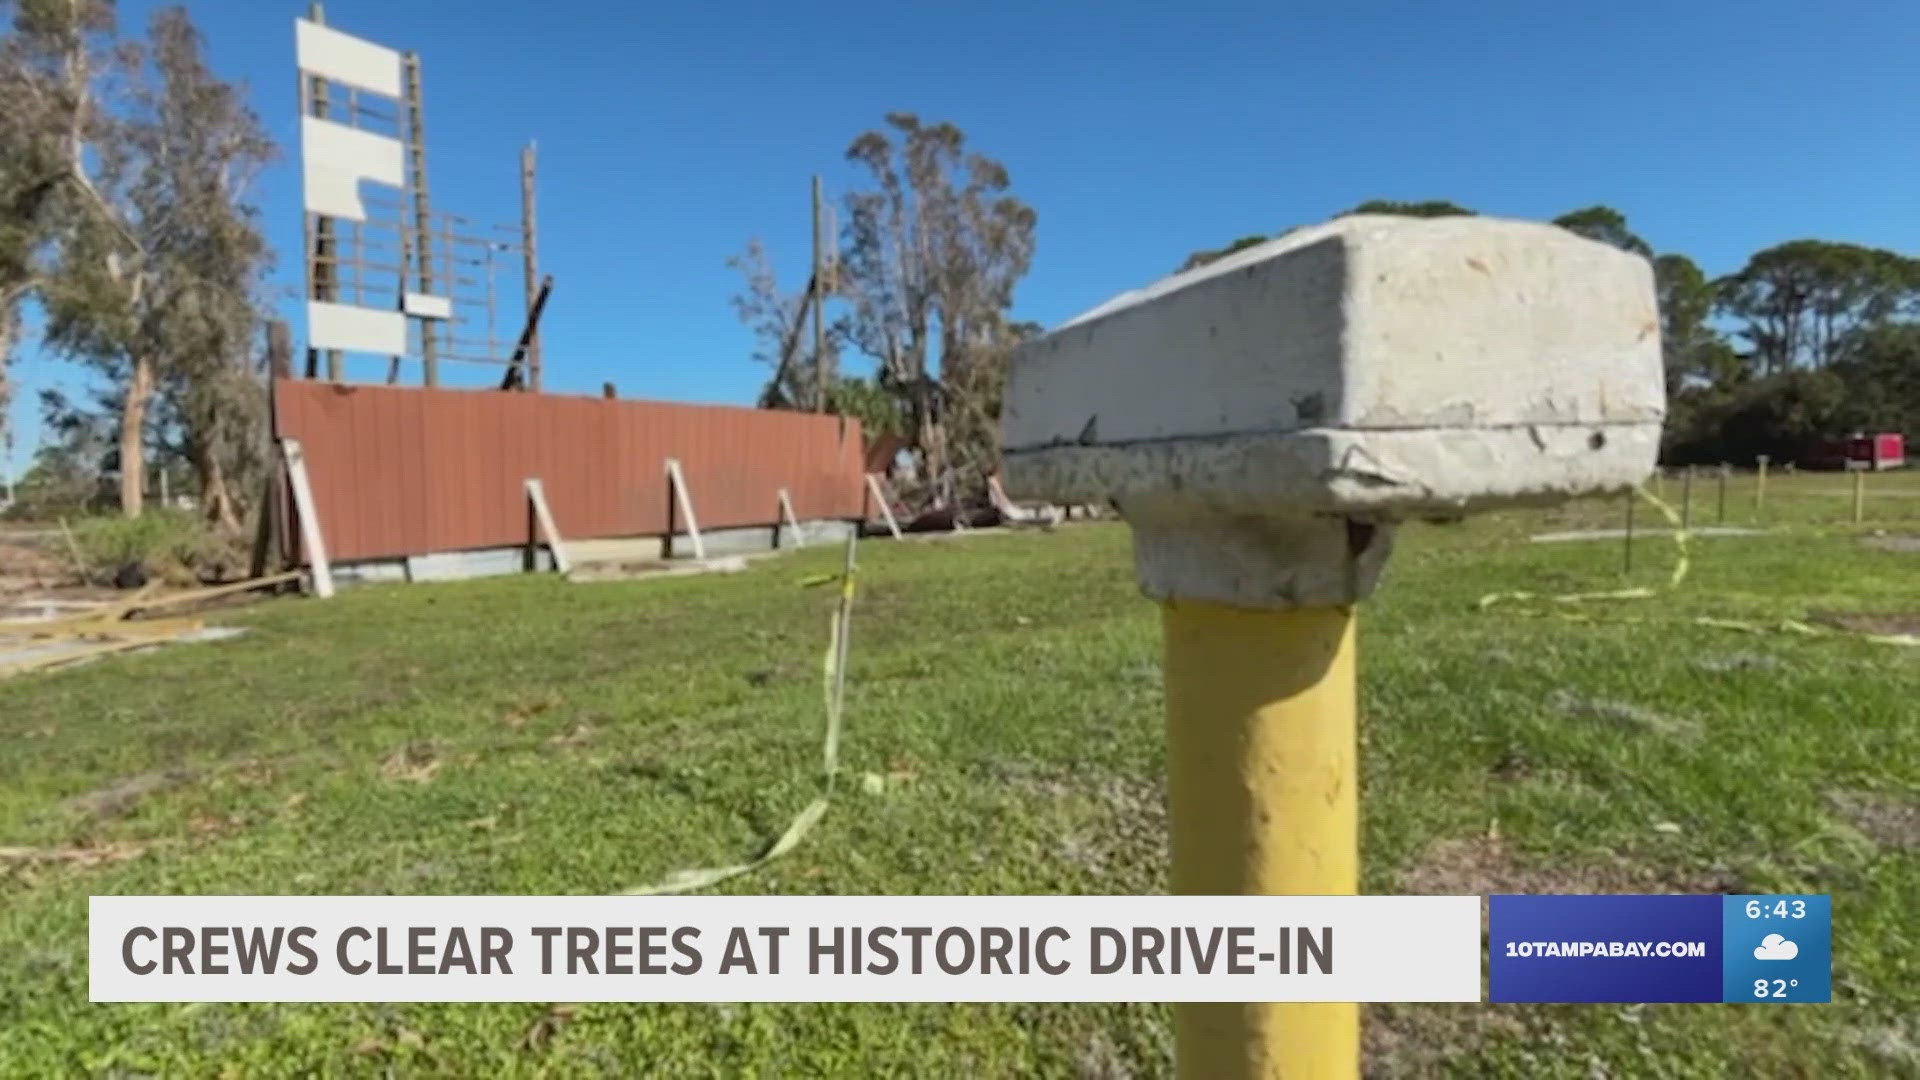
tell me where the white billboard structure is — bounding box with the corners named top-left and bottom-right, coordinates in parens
top-left (294, 14), bottom-right (542, 388)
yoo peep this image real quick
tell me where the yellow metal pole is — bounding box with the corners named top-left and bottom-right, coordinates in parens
top-left (1852, 469), bottom-right (1865, 524)
top-left (1162, 600), bottom-right (1358, 1080)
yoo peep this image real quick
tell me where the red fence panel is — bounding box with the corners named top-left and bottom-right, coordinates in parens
top-left (273, 380), bottom-right (867, 563)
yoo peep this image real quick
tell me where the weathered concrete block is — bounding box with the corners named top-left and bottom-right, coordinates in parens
top-left (1002, 214), bottom-right (1664, 607)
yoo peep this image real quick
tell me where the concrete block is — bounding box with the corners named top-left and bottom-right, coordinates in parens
top-left (1001, 214), bottom-right (1664, 607)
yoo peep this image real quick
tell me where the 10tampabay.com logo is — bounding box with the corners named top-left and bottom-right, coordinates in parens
top-left (1489, 894), bottom-right (1831, 1003)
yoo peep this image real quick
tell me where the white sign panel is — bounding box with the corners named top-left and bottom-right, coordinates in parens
top-left (295, 19), bottom-right (402, 99)
top-left (300, 117), bottom-right (404, 222)
top-left (306, 301), bottom-right (407, 356)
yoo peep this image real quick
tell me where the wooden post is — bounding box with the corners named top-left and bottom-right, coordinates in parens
top-left (865, 473), bottom-right (904, 540)
top-left (812, 175), bottom-right (827, 412)
top-left (267, 320), bottom-right (293, 379)
top-left (1716, 464), bottom-right (1728, 525)
top-left (1623, 488), bottom-right (1635, 574)
top-left (521, 142), bottom-right (542, 392)
top-left (248, 464), bottom-right (285, 580)
top-left (404, 51), bottom-right (437, 387)
top-left (525, 478), bottom-right (570, 573)
top-left (775, 487), bottom-right (801, 549)
top-left (281, 438), bottom-right (334, 599)
top-left (1853, 468), bottom-right (1865, 525)
top-left (664, 458), bottom-right (706, 561)
top-left (1755, 455), bottom-right (1769, 516)
top-left (304, 3), bottom-right (341, 383)
top-left (1680, 467), bottom-right (1693, 530)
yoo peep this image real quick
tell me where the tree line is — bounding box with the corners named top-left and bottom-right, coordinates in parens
top-left (2, 0), bottom-right (272, 526)
top-left (730, 113), bottom-right (1039, 515)
top-left (738, 147), bottom-right (1918, 506)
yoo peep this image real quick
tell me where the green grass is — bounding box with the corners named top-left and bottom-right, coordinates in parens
top-left (2, 477), bottom-right (1917, 1076)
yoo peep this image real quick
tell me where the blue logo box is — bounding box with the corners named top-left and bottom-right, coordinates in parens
top-left (1721, 895), bottom-right (1831, 1003)
top-left (1489, 894), bottom-right (1830, 1004)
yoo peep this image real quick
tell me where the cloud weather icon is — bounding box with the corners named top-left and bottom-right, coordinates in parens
top-left (1754, 934), bottom-right (1799, 961)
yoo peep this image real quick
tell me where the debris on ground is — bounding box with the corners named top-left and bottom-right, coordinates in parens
top-left (0, 570), bottom-right (298, 678)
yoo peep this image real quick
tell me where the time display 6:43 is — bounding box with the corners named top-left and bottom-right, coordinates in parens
top-left (1745, 899), bottom-right (1807, 920)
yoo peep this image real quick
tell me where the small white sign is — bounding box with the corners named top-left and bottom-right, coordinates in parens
top-left (91, 895), bottom-right (1480, 1003)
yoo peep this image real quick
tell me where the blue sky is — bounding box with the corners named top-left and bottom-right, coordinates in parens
top-left (7, 0), bottom-right (1920, 476)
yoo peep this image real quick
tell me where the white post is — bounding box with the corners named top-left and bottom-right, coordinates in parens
top-left (665, 457), bottom-right (707, 560)
top-left (280, 438), bottom-right (334, 599)
top-left (525, 477), bottom-right (571, 574)
top-left (865, 472), bottom-right (904, 540)
top-left (776, 487), bottom-right (802, 549)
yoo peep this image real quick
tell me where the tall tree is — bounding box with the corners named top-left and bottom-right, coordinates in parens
top-left (1653, 253), bottom-right (1737, 393)
top-left (1831, 322), bottom-right (1920, 434)
top-left (33, 3), bottom-right (272, 521)
top-left (1716, 240), bottom-right (1920, 373)
top-left (0, 0), bottom-right (117, 433)
top-left (837, 113), bottom-right (1036, 503)
top-left (1552, 205), bottom-right (1651, 257)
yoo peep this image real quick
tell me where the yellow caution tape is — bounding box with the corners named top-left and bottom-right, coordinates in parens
top-left (1475, 484), bottom-right (1917, 647)
top-left (624, 537), bottom-right (859, 895)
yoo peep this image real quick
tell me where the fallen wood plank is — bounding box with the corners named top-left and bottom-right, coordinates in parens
top-left (0, 571), bottom-right (298, 635)
top-left (0, 582), bottom-right (164, 633)
top-left (0, 637), bottom-right (162, 679)
top-left (3, 617), bottom-right (204, 643)
top-left (119, 570), bottom-right (303, 615)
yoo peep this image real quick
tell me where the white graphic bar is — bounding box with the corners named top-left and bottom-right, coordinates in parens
top-left (91, 895), bottom-right (1480, 1003)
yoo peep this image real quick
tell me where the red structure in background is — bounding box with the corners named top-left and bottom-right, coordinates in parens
top-left (1807, 433), bottom-right (1906, 471)
top-left (272, 380), bottom-right (868, 563)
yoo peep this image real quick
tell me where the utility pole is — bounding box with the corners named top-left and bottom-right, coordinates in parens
top-left (521, 143), bottom-right (542, 392)
top-left (404, 51), bottom-right (437, 387)
top-left (812, 175), bottom-right (828, 412)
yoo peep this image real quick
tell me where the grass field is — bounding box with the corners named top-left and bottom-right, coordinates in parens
top-left (2, 469), bottom-right (1917, 1076)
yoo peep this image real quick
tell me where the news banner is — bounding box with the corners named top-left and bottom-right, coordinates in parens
top-left (89, 894), bottom-right (1829, 1004)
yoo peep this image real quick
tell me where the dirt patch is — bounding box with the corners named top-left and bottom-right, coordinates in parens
top-left (64, 768), bottom-right (198, 819)
top-left (0, 533), bottom-right (75, 592)
top-left (1550, 690), bottom-right (1703, 740)
top-left (1827, 789), bottom-right (1920, 852)
top-left (1364, 1004), bottom-right (1527, 1079)
top-left (1847, 1021), bottom-right (1920, 1072)
top-left (0, 840), bottom-right (150, 876)
top-left (380, 743), bottom-right (442, 784)
top-left (1861, 533), bottom-right (1920, 554)
top-left (1809, 610), bottom-right (1920, 637)
top-left (1695, 652), bottom-right (1784, 674)
top-left (1399, 835), bottom-right (1746, 899)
